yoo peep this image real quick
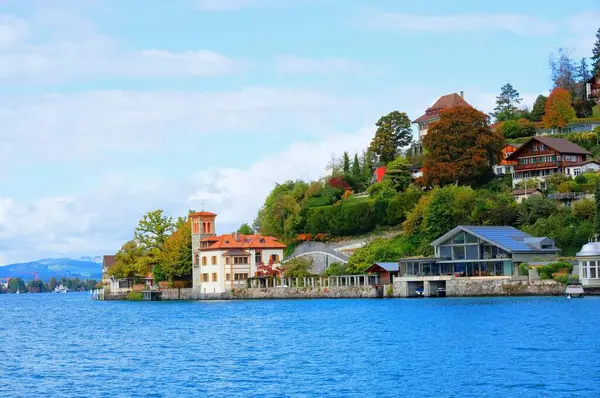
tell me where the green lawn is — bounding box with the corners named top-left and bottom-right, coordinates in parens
top-left (593, 104), bottom-right (600, 118)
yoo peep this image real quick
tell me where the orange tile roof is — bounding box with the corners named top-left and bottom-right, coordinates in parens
top-left (413, 93), bottom-right (473, 124)
top-left (200, 233), bottom-right (286, 250)
top-left (190, 211), bottom-right (217, 217)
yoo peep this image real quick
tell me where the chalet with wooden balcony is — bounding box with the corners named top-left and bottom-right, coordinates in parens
top-left (586, 73), bottom-right (600, 102)
top-left (506, 137), bottom-right (593, 187)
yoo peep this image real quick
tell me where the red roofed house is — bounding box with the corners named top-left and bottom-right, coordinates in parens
top-left (412, 91), bottom-right (473, 143)
top-left (507, 137), bottom-right (595, 187)
top-left (190, 212), bottom-right (286, 293)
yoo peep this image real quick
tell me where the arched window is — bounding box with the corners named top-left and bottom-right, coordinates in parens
top-left (194, 254), bottom-right (199, 265)
top-left (202, 222), bottom-right (207, 234)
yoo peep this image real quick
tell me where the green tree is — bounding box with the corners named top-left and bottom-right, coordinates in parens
top-left (491, 83), bottom-right (523, 122)
top-left (573, 198), bottom-right (595, 221)
top-left (110, 240), bottom-right (151, 280)
top-left (237, 223), bottom-right (254, 235)
top-left (423, 107), bottom-right (503, 187)
top-left (346, 235), bottom-right (409, 274)
top-left (8, 278), bottom-right (25, 293)
top-left (384, 156), bottom-right (413, 192)
top-left (577, 58), bottom-right (592, 82)
top-left (152, 263), bottom-right (167, 283)
top-left (134, 209), bottom-right (175, 251)
top-left (282, 258), bottom-right (315, 278)
top-left (342, 152), bottom-right (350, 173)
top-left (592, 28), bottom-right (600, 74)
top-left (530, 95), bottom-right (547, 122)
top-left (255, 180), bottom-right (307, 240)
top-left (48, 277), bottom-right (57, 291)
top-left (361, 150), bottom-right (375, 186)
top-left (368, 111), bottom-right (413, 164)
top-left (160, 217), bottom-right (193, 281)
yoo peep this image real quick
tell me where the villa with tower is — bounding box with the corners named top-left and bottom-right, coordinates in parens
top-left (190, 211), bottom-right (287, 293)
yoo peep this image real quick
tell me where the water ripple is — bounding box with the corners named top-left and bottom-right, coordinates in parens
top-left (1, 294), bottom-right (600, 397)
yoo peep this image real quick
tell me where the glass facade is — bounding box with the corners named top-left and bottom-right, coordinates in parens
top-left (401, 231), bottom-right (515, 277)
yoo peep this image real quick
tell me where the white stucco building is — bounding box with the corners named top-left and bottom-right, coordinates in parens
top-left (190, 212), bottom-right (286, 293)
top-left (576, 240), bottom-right (600, 287)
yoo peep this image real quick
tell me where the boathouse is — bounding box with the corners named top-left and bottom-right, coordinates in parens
top-left (364, 263), bottom-right (400, 285)
top-left (394, 226), bottom-right (560, 297)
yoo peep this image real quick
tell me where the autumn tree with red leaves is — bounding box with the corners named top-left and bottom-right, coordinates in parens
top-left (542, 87), bottom-right (576, 129)
top-left (423, 107), bottom-right (504, 187)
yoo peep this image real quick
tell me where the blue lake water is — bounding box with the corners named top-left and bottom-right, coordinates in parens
top-left (1, 294), bottom-right (600, 397)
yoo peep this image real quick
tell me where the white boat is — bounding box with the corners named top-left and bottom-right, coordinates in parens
top-left (54, 284), bottom-right (69, 294)
top-left (15, 288), bottom-right (20, 294)
top-left (565, 285), bottom-right (584, 298)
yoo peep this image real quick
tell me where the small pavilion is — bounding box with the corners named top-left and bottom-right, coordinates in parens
top-left (364, 262), bottom-right (400, 285)
top-left (576, 238), bottom-right (600, 287)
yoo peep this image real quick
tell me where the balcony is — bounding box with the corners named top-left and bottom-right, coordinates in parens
top-left (514, 161), bottom-right (563, 171)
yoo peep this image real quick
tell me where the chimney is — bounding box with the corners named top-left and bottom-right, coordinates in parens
top-left (460, 91), bottom-right (464, 98)
top-left (234, 232), bottom-right (239, 242)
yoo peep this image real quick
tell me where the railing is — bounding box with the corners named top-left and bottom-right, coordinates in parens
top-left (514, 161), bottom-right (563, 171)
top-left (247, 275), bottom-right (379, 289)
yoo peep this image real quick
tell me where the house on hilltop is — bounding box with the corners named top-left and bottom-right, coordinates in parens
top-left (507, 136), bottom-right (594, 187)
top-left (494, 143), bottom-right (520, 175)
top-left (190, 212), bottom-right (286, 293)
top-left (412, 91), bottom-right (472, 145)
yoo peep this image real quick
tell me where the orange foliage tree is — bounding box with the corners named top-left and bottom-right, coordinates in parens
top-left (542, 87), bottom-right (576, 128)
top-left (423, 107), bottom-right (504, 187)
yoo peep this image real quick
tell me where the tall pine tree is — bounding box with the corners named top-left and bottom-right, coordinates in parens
top-left (592, 28), bottom-right (600, 75)
top-left (577, 58), bottom-right (592, 82)
top-left (342, 152), bottom-right (350, 173)
top-left (530, 95), bottom-right (547, 122)
top-left (351, 153), bottom-right (361, 181)
top-left (491, 83), bottom-right (522, 122)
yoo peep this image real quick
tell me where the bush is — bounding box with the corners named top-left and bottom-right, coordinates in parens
top-left (538, 261), bottom-right (573, 280)
top-left (126, 291), bottom-right (144, 301)
top-left (553, 274), bottom-right (569, 284)
top-left (519, 263), bottom-right (530, 276)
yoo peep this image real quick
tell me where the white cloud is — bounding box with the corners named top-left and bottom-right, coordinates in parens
top-left (0, 126), bottom-right (373, 265)
top-left (0, 88), bottom-right (364, 170)
top-left (363, 12), bottom-right (556, 36)
top-left (276, 56), bottom-right (365, 75)
top-left (0, 13), bottom-right (242, 82)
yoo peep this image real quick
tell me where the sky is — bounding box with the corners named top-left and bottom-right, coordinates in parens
top-left (0, 0), bottom-right (598, 265)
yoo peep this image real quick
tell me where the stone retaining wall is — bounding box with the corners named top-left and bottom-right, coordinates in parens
top-left (159, 286), bottom-right (381, 300)
top-left (446, 279), bottom-right (564, 296)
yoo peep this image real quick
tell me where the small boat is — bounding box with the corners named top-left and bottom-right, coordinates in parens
top-left (415, 287), bottom-right (424, 297)
top-left (54, 285), bottom-right (69, 294)
top-left (565, 285), bottom-right (584, 298)
top-left (15, 288), bottom-right (20, 294)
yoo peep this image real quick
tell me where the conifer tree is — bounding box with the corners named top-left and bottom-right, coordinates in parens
top-left (592, 28), bottom-right (600, 74)
top-left (351, 153), bottom-right (361, 181)
top-left (491, 83), bottom-right (522, 121)
top-left (342, 152), bottom-right (350, 173)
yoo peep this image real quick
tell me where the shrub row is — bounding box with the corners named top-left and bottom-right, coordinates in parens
top-left (305, 191), bottom-right (420, 237)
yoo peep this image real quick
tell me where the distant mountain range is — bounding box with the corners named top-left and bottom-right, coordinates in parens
top-left (0, 256), bottom-right (103, 281)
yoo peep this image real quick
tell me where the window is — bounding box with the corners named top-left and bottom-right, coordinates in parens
top-left (234, 273), bottom-right (249, 281)
top-left (453, 246), bottom-right (465, 260)
top-left (225, 257), bottom-right (230, 265)
top-left (466, 245), bottom-right (479, 260)
top-left (255, 251), bottom-right (262, 264)
top-left (452, 232), bottom-right (465, 244)
top-left (234, 256), bottom-right (249, 264)
top-left (202, 273), bottom-right (209, 282)
top-left (440, 246), bottom-right (452, 259)
top-left (465, 233), bottom-right (478, 244)
top-left (211, 256), bottom-right (217, 265)
top-left (226, 274), bottom-right (231, 281)
top-left (533, 144), bottom-right (538, 152)
top-left (194, 254), bottom-right (199, 266)
top-left (270, 254), bottom-right (280, 263)
top-left (573, 168), bottom-right (582, 176)
top-left (496, 168), bottom-right (503, 174)
top-left (212, 273), bottom-right (218, 282)
top-left (202, 257), bottom-right (207, 266)
top-left (540, 144), bottom-right (546, 150)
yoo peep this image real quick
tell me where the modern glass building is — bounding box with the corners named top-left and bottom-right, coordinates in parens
top-left (400, 226), bottom-right (560, 278)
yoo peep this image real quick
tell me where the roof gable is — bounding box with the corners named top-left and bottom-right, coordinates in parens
top-left (431, 226), bottom-right (559, 253)
top-left (507, 137), bottom-right (591, 160)
top-left (413, 93), bottom-right (473, 124)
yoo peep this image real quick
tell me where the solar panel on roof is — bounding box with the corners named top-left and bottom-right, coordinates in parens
top-left (465, 226), bottom-right (535, 252)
